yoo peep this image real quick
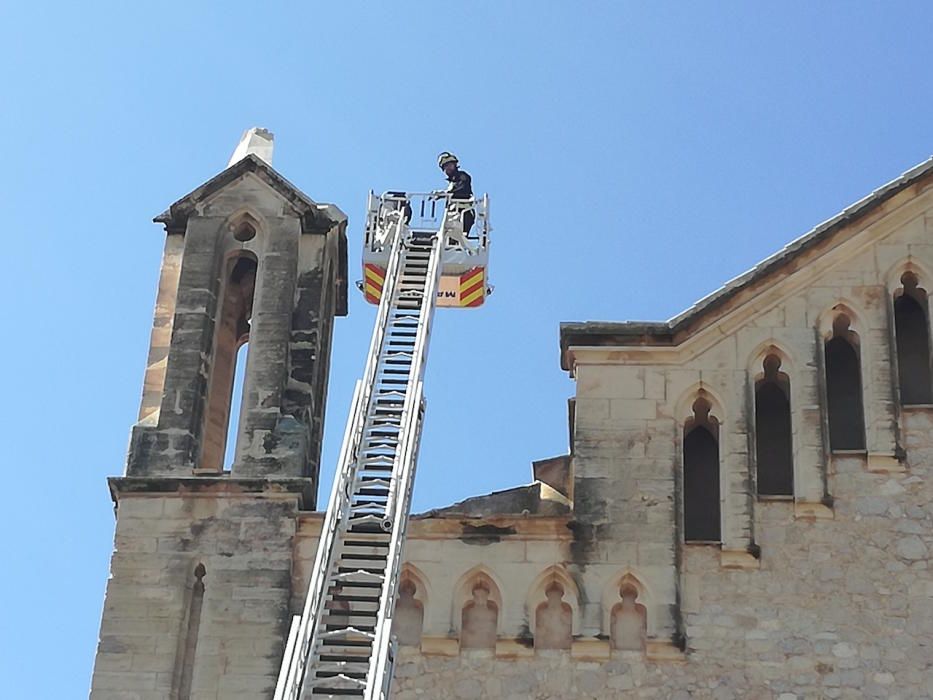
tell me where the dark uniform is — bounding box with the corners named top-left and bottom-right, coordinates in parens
top-left (447, 169), bottom-right (475, 234)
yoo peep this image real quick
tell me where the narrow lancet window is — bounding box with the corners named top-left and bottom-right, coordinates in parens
top-left (610, 584), bottom-right (647, 652)
top-left (894, 272), bottom-right (933, 405)
top-left (224, 342), bottom-right (249, 468)
top-left (393, 579), bottom-right (424, 647)
top-left (534, 582), bottom-right (572, 651)
top-left (683, 396), bottom-right (721, 542)
top-left (178, 564), bottom-right (206, 700)
top-left (461, 583), bottom-right (497, 650)
top-left (824, 314), bottom-right (865, 451)
top-left (755, 354), bottom-right (794, 496)
top-left (201, 254), bottom-right (257, 471)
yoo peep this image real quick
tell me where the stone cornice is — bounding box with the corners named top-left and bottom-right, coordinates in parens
top-left (296, 512), bottom-right (572, 541)
top-left (562, 178), bottom-right (933, 374)
top-left (108, 475), bottom-right (313, 508)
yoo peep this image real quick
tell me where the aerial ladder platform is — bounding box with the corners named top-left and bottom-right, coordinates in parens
top-left (274, 191), bottom-right (492, 700)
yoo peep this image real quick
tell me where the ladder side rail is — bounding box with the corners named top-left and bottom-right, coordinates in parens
top-left (274, 614), bottom-right (302, 699)
top-left (379, 399), bottom-right (427, 700)
top-left (294, 223), bottom-right (407, 695)
top-left (276, 218), bottom-right (407, 700)
top-left (367, 231), bottom-right (445, 699)
top-left (381, 232), bottom-right (444, 526)
top-left (481, 193), bottom-right (490, 250)
top-left (356, 219), bottom-right (406, 414)
top-left (364, 388), bottom-right (427, 700)
top-left (364, 191), bottom-right (377, 252)
top-left (275, 378), bottom-right (363, 700)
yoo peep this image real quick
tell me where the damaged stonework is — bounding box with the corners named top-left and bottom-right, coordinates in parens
top-left (125, 154), bottom-right (348, 495)
top-left (94, 146), bottom-right (933, 698)
top-left (420, 479), bottom-right (571, 519)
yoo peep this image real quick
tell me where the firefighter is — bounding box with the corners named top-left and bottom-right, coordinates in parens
top-left (437, 151), bottom-right (475, 237)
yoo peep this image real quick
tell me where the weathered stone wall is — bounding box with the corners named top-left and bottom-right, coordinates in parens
top-left (94, 158), bottom-right (933, 699)
top-left (126, 161), bottom-right (347, 485)
top-left (385, 412), bottom-right (933, 699)
top-left (92, 155), bottom-right (348, 699)
top-left (90, 486), bottom-right (300, 700)
top-left (379, 186), bottom-right (933, 697)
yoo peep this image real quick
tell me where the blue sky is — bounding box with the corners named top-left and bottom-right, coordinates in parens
top-left (2, 2), bottom-right (932, 696)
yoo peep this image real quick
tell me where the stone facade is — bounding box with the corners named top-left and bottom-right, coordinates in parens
top-left (93, 153), bottom-right (933, 699)
top-left (378, 160), bottom-right (933, 698)
top-left (90, 146), bottom-right (348, 699)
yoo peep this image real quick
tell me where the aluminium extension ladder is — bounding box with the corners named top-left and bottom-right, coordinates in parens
top-left (274, 215), bottom-right (444, 699)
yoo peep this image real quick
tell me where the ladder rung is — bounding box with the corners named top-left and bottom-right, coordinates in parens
top-left (330, 594), bottom-right (381, 605)
top-left (310, 674), bottom-right (366, 688)
top-left (341, 550), bottom-right (388, 560)
top-left (310, 689), bottom-right (364, 696)
top-left (355, 488), bottom-right (389, 497)
top-left (327, 578), bottom-right (382, 590)
top-left (315, 659), bottom-right (371, 670)
top-left (334, 570), bottom-right (384, 581)
top-left (315, 672), bottom-right (367, 682)
top-left (342, 537), bottom-right (390, 548)
top-left (351, 498), bottom-right (388, 509)
top-left (319, 627), bottom-right (375, 641)
top-left (357, 477), bottom-right (392, 487)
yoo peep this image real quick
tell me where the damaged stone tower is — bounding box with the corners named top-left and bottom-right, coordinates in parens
top-left (91, 130), bottom-right (347, 699)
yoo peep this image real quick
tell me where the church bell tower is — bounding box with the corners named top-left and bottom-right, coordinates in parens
top-left (90, 129), bottom-right (348, 698)
top-left (128, 128), bottom-right (347, 486)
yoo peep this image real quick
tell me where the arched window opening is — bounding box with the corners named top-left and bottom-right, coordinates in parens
top-left (393, 579), bottom-right (424, 647)
top-left (200, 254), bottom-right (257, 471)
top-left (177, 564), bottom-right (206, 700)
top-left (610, 583), bottom-right (647, 652)
top-left (534, 581), bottom-right (572, 651)
top-left (894, 272), bottom-right (933, 405)
top-left (460, 582), bottom-right (498, 650)
top-left (824, 314), bottom-right (865, 451)
top-left (683, 395), bottom-right (721, 542)
top-left (224, 342), bottom-right (249, 469)
top-left (233, 220), bottom-right (257, 242)
top-left (755, 354), bottom-right (794, 496)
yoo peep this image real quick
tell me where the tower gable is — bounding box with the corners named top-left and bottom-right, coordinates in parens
top-left (126, 153), bottom-right (348, 489)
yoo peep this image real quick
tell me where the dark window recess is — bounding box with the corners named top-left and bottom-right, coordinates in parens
top-left (200, 254), bottom-right (257, 471)
top-left (894, 273), bottom-right (933, 405)
top-left (755, 355), bottom-right (794, 496)
top-left (683, 398), bottom-right (721, 542)
top-left (824, 315), bottom-right (865, 451)
top-left (178, 564), bottom-right (206, 700)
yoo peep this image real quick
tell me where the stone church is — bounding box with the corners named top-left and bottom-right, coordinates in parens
top-left (91, 135), bottom-right (933, 699)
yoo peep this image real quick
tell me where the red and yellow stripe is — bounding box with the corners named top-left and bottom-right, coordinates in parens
top-left (460, 267), bottom-right (485, 307)
top-left (362, 264), bottom-right (486, 307)
top-left (364, 264), bottom-right (385, 304)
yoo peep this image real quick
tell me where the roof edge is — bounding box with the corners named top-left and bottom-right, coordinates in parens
top-left (153, 154), bottom-right (341, 234)
top-left (560, 155), bottom-right (933, 371)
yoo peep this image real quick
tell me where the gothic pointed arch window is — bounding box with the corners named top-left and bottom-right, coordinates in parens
top-left (461, 581), bottom-right (499, 650)
top-left (200, 252), bottom-right (258, 471)
top-left (534, 581), bottom-right (572, 651)
top-left (177, 563), bottom-right (206, 700)
top-left (610, 582), bottom-right (647, 652)
top-left (755, 354), bottom-right (794, 496)
top-left (393, 577), bottom-right (425, 647)
top-left (683, 395), bottom-right (721, 542)
top-left (894, 272), bottom-right (933, 405)
top-left (824, 314), bottom-right (865, 451)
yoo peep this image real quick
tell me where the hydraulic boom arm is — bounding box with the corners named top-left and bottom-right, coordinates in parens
top-left (274, 205), bottom-right (447, 700)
